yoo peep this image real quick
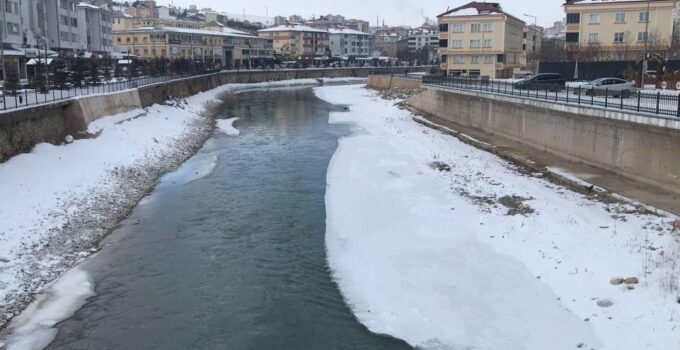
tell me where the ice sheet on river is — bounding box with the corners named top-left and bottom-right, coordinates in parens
top-left (316, 85), bottom-right (680, 350)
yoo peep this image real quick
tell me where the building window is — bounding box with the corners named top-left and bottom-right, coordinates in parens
top-left (639, 11), bottom-right (649, 23)
top-left (637, 31), bottom-right (648, 42)
top-left (470, 39), bottom-right (481, 48)
top-left (566, 32), bottom-right (579, 43)
top-left (484, 55), bottom-right (493, 64)
top-left (614, 32), bottom-right (625, 43)
top-left (482, 39), bottom-right (492, 48)
top-left (451, 40), bottom-right (463, 48)
top-left (471, 55), bottom-right (480, 64)
top-left (588, 33), bottom-right (599, 43)
top-left (5, 0), bottom-right (18, 14)
top-left (470, 23), bottom-right (481, 32)
top-left (496, 54), bottom-right (505, 63)
top-left (6, 22), bottom-right (18, 35)
top-left (482, 23), bottom-right (493, 32)
top-left (589, 13), bottom-right (601, 24)
top-left (615, 12), bottom-right (626, 23)
top-left (453, 55), bottom-right (464, 63)
top-left (441, 54), bottom-right (447, 63)
top-left (566, 13), bottom-right (580, 24)
top-left (439, 23), bottom-right (448, 32)
top-left (439, 39), bottom-right (448, 48)
top-left (452, 23), bottom-right (464, 32)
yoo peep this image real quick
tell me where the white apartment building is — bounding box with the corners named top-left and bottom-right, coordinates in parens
top-left (407, 31), bottom-right (439, 53)
top-left (0, 0), bottom-right (113, 83)
top-left (328, 27), bottom-right (371, 57)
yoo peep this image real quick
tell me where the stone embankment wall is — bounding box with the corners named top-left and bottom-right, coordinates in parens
top-left (0, 67), bottom-right (420, 161)
top-left (407, 87), bottom-right (680, 195)
top-left (367, 75), bottom-right (422, 90)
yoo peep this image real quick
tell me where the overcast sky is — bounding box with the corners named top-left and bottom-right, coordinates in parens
top-left (158, 0), bottom-right (567, 28)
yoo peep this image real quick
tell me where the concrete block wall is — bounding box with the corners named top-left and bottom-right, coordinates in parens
top-left (1, 67), bottom-right (424, 162)
top-left (367, 75), bottom-right (422, 90)
top-left (407, 88), bottom-right (680, 195)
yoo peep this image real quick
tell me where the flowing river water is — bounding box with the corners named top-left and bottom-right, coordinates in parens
top-left (39, 86), bottom-right (412, 350)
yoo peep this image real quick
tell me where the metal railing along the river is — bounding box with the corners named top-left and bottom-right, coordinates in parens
top-left (0, 66), bottom-right (430, 113)
top-left (421, 75), bottom-right (680, 118)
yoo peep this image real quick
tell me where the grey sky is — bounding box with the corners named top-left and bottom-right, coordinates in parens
top-left (158, 0), bottom-right (567, 28)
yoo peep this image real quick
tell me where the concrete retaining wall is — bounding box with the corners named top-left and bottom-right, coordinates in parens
top-left (0, 67), bottom-right (422, 162)
top-left (407, 88), bottom-right (680, 195)
top-left (367, 75), bottom-right (422, 90)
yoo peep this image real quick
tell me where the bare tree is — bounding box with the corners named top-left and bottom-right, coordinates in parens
top-left (579, 43), bottom-right (610, 62)
top-left (538, 38), bottom-right (567, 62)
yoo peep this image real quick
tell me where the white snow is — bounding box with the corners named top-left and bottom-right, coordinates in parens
top-left (2, 268), bottom-right (94, 350)
top-left (316, 84), bottom-right (680, 350)
top-left (216, 117), bottom-right (240, 136)
top-left (0, 77), bottom-right (362, 334)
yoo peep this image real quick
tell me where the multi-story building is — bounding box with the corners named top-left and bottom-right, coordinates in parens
top-left (522, 24), bottom-right (543, 72)
top-left (78, 2), bottom-right (114, 54)
top-left (344, 19), bottom-right (370, 33)
top-left (258, 24), bottom-right (329, 58)
top-left (437, 2), bottom-right (525, 78)
top-left (274, 16), bottom-right (287, 26)
top-left (113, 26), bottom-right (274, 68)
top-left (328, 28), bottom-right (371, 57)
top-left (122, 0), bottom-right (156, 19)
top-left (289, 15), bottom-right (305, 24)
top-left (407, 31), bottom-right (439, 52)
top-left (564, 0), bottom-right (677, 60)
top-left (373, 32), bottom-right (402, 57)
top-left (113, 16), bottom-right (203, 31)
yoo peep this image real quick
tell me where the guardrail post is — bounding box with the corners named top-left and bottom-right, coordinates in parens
top-left (677, 94), bottom-right (680, 117)
top-left (604, 89), bottom-right (608, 108)
top-left (656, 92), bottom-right (661, 114)
top-left (620, 92), bottom-right (624, 110)
top-left (577, 87), bottom-right (581, 105)
top-left (637, 90), bottom-right (641, 112)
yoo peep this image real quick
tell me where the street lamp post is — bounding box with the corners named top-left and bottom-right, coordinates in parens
top-left (523, 14), bottom-right (538, 74)
top-left (641, 0), bottom-right (651, 89)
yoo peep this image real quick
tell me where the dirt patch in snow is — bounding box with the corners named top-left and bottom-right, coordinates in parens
top-left (498, 195), bottom-right (535, 216)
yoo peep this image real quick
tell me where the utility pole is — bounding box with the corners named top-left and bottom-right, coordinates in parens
top-left (0, 0), bottom-right (6, 85)
top-left (641, 0), bottom-right (651, 89)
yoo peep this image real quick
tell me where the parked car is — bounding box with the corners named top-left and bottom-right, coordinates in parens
top-left (578, 78), bottom-right (636, 98)
top-left (513, 73), bottom-right (565, 91)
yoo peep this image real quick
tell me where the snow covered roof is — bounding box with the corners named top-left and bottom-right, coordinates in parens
top-left (77, 2), bottom-right (102, 10)
top-left (258, 24), bottom-right (328, 34)
top-left (438, 1), bottom-right (523, 22)
top-left (328, 28), bottom-right (370, 36)
top-left (130, 26), bottom-right (256, 39)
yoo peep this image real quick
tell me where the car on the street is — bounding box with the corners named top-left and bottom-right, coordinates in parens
top-left (513, 73), bottom-right (565, 91)
top-left (577, 78), bottom-right (636, 98)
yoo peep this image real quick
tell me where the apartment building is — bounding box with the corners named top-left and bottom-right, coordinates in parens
top-left (328, 28), bottom-right (371, 57)
top-left (407, 31), bottom-right (439, 53)
top-left (114, 26), bottom-right (273, 68)
top-left (437, 2), bottom-right (525, 78)
top-left (78, 2), bottom-right (114, 54)
top-left (564, 0), bottom-right (677, 59)
top-left (113, 16), bottom-right (203, 31)
top-left (0, 0), bottom-right (113, 82)
top-left (258, 24), bottom-right (329, 58)
top-left (521, 25), bottom-right (543, 72)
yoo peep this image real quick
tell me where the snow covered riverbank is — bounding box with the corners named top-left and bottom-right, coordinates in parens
top-left (0, 77), bottom-right (366, 336)
top-left (317, 85), bottom-right (680, 350)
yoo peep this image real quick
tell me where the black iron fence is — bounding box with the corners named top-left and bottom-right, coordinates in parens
top-left (0, 66), bottom-right (429, 113)
top-left (422, 75), bottom-right (680, 118)
top-left (0, 71), bottom-right (208, 112)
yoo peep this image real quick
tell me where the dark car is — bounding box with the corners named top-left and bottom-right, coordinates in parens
top-left (513, 73), bottom-right (566, 91)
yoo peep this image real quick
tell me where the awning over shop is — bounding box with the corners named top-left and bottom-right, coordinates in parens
top-left (26, 58), bottom-right (54, 65)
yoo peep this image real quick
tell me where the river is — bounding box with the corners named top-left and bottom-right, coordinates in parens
top-left (44, 87), bottom-right (411, 350)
